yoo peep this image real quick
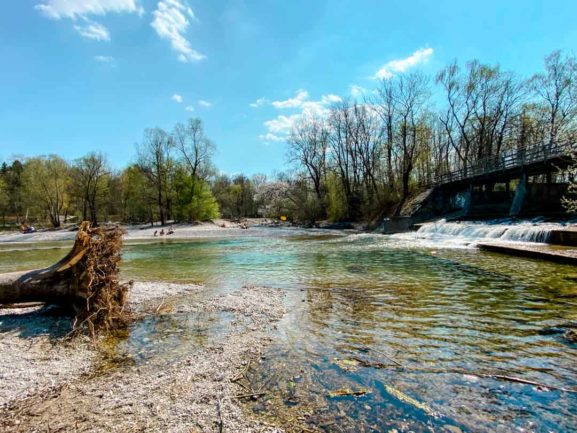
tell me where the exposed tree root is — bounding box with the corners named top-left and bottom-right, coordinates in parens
top-left (0, 221), bottom-right (132, 338)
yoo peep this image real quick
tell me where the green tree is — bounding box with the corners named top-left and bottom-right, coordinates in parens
top-left (22, 155), bottom-right (71, 227)
top-left (174, 167), bottom-right (219, 221)
top-left (0, 176), bottom-right (9, 227)
top-left (120, 165), bottom-right (156, 224)
top-left (562, 150), bottom-right (577, 213)
top-left (0, 160), bottom-right (24, 222)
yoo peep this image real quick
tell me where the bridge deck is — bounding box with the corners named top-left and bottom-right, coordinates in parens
top-left (432, 142), bottom-right (575, 187)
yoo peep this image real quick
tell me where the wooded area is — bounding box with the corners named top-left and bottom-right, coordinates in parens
top-left (1, 51), bottom-right (576, 227)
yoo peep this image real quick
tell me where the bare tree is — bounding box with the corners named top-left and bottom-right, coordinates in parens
top-left (137, 128), bottom-right (172, 226)
top-left (328, 100), bottom-right (365, 218)
top-left (530, 50), bottom-right (577, 146)
top-left (393, 72), bottom-right (430, 201)
top-left (288, 114), bottom-right (329, 203)
top-left (72, 152), bottom-right (109, 226)
top-left (172, 118), bottom-right (215, 181)
top-left (374, 79), bottom-right (397, 188)
top-left (437, 60), bottom-right (524, 175)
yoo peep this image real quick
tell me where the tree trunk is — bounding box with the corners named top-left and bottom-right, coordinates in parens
top-left (0, 231), bottom-right (91, 305)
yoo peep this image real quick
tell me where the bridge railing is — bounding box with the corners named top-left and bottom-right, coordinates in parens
top-left (430, 141), bottom-right (575, 186)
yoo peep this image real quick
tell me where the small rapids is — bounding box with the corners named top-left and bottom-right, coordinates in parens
top-left (408, 219), bottom-right (568, 244)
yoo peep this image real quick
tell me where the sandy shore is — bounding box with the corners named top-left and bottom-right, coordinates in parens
top-left (0, 281), bottom-right (286, 432)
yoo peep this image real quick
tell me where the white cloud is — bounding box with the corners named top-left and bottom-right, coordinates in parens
top-left (94, 55), bottom-right (115, 62)
top-left (250, 97), bottom-right (267, 108)
top-left (350, 85), bottom-right (365, 98)
top-left (75, 21), bottom-right (110, 41)
top-left (35, 0), bottom-right (143, 19)
top-left (300, 101), bottom-right (330, 118)
top-left (185, 105), bottom-right (195, 112)
top-left (373, 47), bottom-right (433, 80)
top-left (198, 99), bottom-right (212, 108)
top-left (151, 0), bottom-right (205, 63)
top-left (172, 93), bottom-right (183, 103)
top-left (264, 114), bottom-right (299, 135)
top-left (320, 94), bottom-right (342, 104)
top-left (271, 89), bottom-right (309, 109)
top-left (259, 133), bottom-right (284, 143)
top-left (36, 0), bottom-right (142, 43)
top-left (261, 91), bottom-right (340, 142)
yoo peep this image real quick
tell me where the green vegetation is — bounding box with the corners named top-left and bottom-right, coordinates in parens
top-left (562, 152), bottom-right (577, 213)
top-left (1, 51), bottom-right (576, 228)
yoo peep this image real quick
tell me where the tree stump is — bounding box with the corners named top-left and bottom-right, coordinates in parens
top-left (0, 222), bottom-right (131, 336)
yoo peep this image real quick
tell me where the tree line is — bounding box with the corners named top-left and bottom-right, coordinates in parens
top-left (0, 118), bottom-right (265, 228)
top-left (287, 50), bottom-right (577, 223)
top-left (1, 50), bottom-right (576, 228)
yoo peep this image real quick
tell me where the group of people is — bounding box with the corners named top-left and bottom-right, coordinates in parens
top-left (19, 222), bottom-right (36, 234)
top-left (153, 225), bottom-right (175, 237)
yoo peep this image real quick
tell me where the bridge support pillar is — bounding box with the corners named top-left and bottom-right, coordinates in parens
top-left (509, 171), bottom-right (528, 217)
top-left (463, 184), bottom-right (473, 216)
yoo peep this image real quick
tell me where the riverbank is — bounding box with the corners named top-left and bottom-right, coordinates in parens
top-left (0, 219), bottom-right (272, 244)
top-left (0, 281), bottom-right (286, 432)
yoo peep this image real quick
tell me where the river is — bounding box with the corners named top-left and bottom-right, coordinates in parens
top-left (0, 226), bottom-right (576, 432)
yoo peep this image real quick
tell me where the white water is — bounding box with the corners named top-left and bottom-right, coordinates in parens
top-left (391, 219), bottom-right (574, 248)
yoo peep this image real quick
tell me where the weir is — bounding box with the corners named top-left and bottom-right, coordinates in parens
top-left (414, 219), bottom-right (565, 243)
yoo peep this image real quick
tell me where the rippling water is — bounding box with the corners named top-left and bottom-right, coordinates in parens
top-left (1, 227), bottom-right (576, 432)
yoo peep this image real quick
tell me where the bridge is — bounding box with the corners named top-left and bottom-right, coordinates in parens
top-left (430, 141), bottom-right (575, 187)
top-left (406, 141), bottom-right (576, 221)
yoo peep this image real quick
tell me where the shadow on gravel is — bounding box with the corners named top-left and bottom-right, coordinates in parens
top-left (0, 305), bottom-right (74, 340)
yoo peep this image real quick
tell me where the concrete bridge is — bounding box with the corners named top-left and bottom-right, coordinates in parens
top-left (404, 141), bottom-right (576, 223)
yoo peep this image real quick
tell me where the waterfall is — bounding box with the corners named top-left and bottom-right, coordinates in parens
top-left (414, 219), bottom-right (562, 244)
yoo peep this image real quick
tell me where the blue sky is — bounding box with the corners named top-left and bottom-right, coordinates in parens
top-left (1, 0), bottom-right (576, 175)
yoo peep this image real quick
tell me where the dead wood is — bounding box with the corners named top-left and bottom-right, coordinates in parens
top-left (0, 221), bottom-right (132, 337)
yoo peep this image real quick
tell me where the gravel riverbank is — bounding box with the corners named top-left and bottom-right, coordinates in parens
top-left (0, 282), bottom-right (286, 432)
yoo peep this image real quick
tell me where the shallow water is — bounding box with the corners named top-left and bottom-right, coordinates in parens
top-left (1, 227), bottom-right (576, 432)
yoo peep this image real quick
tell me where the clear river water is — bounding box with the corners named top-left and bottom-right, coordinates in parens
top-left (1, 226), bottom-right (576, 432)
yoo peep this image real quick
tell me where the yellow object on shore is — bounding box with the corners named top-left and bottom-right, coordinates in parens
top-left (280, 216), bottom-right (287, 221)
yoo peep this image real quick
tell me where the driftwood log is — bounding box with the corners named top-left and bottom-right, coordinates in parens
top-left (0, 222), bottom-right (131, 336)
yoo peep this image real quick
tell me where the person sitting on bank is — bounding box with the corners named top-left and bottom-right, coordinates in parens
top-left (168, 225), bottom-right (174, 235)
top-left (19, 222), bottom-right (36, 234)
top-left (159, 229), bottom-right (165, 236)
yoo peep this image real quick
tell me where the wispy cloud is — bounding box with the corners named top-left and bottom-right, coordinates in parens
top-left (94, 55), bottom-right (115, 63)
top-left (185, 105), bottom-right (195, 112)
top-left (271, 89), bottom-right (309, 109)
top-left (172, 93), bottom-right (183, 103)
top-left (36, 0), bottom-right (142, 42)
top-left (259, 132), bottom-right (286, 143)
top-left (350, 85), bottom-right (365, 98)
top-left (151, 0), bottom-right (205, 63)
top-left (35, 0), bottom-right (143, 19)
top-left (75, 21), bottom-right (110, 41)
top-left (373, 47), bottom-right (433, 80)
top-left (198, 99), bottom-right (212, 108)
top-left (249, 97), bottom-right (267, 108)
